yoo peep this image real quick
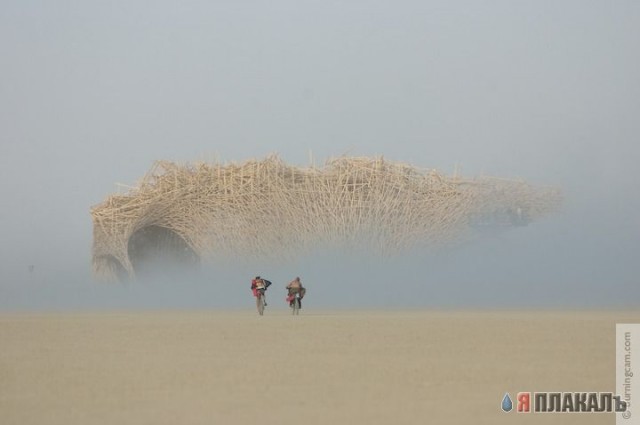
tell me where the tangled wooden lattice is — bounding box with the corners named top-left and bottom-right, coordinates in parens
top-left (90, 155), bottom-right (561, 280)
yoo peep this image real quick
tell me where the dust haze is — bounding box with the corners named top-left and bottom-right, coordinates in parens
top-left (1, 0), bottom-right (638, 311)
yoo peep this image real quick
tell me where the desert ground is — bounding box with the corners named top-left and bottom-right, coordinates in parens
top-left (0, 309), bottom-right (636, 425)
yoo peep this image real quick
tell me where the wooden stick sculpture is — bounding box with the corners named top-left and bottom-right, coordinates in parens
top-left (90, 155), bottom-right (561, 281)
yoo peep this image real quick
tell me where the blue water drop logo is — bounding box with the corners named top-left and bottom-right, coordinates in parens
top-left (501, 393), bottom-right (513, 412)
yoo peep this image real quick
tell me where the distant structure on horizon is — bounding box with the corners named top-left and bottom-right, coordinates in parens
top-left (90, 155), bottom-right (561, 281)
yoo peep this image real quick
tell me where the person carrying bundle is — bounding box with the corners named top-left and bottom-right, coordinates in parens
top-left (251, 276), bottom-right (272, 308)
top-left (286, 277), bottom-right (306, 309)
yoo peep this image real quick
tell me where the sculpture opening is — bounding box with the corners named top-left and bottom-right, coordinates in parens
top-left (128, 225), bottom-right (199, 279)
top-left (94, 255), bottom-right (129, 283)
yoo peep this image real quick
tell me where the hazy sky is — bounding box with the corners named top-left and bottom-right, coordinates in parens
top-left (1, 0), bottom-right (638, 310)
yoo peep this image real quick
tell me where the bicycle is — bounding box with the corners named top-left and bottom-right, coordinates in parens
top-left (256, 288), bottom-right (266, 316)
top-left (252, 277), bottom-right (272, 316)
top-left (290, 292), bottom-right (300, 315)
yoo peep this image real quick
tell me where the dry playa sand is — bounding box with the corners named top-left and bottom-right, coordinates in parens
top-left (1, 309), bottom-right (637, 425)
